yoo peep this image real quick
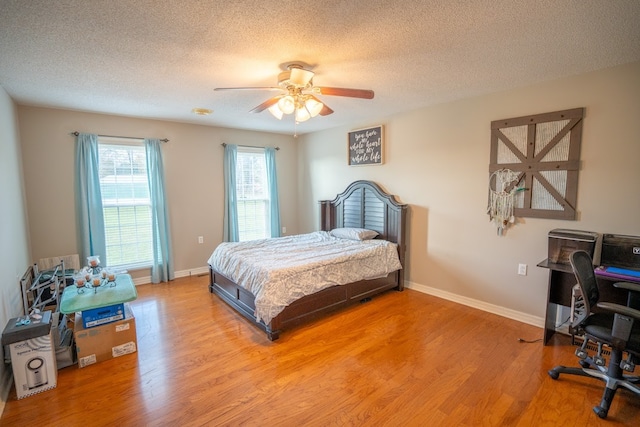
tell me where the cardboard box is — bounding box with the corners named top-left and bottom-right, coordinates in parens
top-left (81, 303), bottom-right (125, 328)
top-left (74, 303), bottom-right (137, 368)
top-left (1, 311), bottom-right (57, 399)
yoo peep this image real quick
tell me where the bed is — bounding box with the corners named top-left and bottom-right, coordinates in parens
top-left (208, 180), bottom-right (407, 340)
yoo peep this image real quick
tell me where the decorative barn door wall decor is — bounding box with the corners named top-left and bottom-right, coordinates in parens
top-left (488, 108), bottom-right (585, 233)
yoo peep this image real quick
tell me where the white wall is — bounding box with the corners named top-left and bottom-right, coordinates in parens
top-left (297, 61), bottom-right (640, 324)
top-left (17, 108), bottom-right (298, 281)
top-left (0, 86), bottom-right (31, 413)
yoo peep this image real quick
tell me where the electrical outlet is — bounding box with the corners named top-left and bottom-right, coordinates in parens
top-left (282, 226), bottom-right (287, 234)
top-left (198, 236), bottom-right (204, 244)
top-left (518, 263), bottom-right (527, 276)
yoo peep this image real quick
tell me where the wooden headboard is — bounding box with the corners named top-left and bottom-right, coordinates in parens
top-left (319, 180), bottom-right (407, 283)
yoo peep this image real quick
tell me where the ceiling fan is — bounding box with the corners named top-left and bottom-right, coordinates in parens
top-left (214, 63), bottom-right (374, 122)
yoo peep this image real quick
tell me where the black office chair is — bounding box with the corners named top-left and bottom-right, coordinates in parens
top-left (548, 250), bottom-right (640, 418)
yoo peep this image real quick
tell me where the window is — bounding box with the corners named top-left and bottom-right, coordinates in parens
top-left (98, 140), bottom-right (153, 267)
top-left (236, 148), bottom-right (270, 241)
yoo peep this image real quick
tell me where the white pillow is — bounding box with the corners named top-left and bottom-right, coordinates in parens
top-left (330, 227), bottom-right (378, 241)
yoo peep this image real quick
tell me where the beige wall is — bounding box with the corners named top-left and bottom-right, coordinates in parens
top-left (0, 86), bottom-right (31, 410)
top-left (8, 61), bottom-right (640, 327)
top-left (17, 108), bottom-right (298, 280)
top-left (297, 61), bottom-right (640, 323)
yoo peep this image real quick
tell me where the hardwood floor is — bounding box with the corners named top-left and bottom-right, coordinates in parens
top-left (2, 274), bottom-right (639, 426)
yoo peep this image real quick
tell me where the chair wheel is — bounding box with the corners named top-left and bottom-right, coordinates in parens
top-left (620, 360), bottom-right (635, 372)
top-left (593, 406), bottom-right (608, 419)
top-left (548, 369), bottom-right (559, 380)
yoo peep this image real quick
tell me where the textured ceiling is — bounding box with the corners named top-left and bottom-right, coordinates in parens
top-left (1, 0), bottom-right (639, 136)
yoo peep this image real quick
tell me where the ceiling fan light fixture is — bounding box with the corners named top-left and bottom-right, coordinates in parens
top-left (278, 95), bottom-right (296, 114)
top-left (295, 106), bottom-right (311, 122)
top-left (305, 98), bottom-right (323, 117)
top-left (268, 104), bottom-right (283, 120)
top-left (289, 67), bottom-right (314, 87)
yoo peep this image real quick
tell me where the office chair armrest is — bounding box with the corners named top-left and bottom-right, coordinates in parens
top-left (613, 281), bottom-right (640, 309)
top-left (596, 302), bottom-right (640, 320)
top-left (613, 281), bottom-right (640, 294)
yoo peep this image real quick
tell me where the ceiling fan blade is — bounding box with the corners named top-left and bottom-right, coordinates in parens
top-left (314, 87), bottom-right (375, 99)
top-left (249, 96), bottom-right (281, 113)
top-left (214, 87), bottom-right (281, 92)
top-left (319, 103), bottom-right (334, 116)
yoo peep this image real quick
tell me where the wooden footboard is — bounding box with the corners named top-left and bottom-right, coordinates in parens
top-left (209, 267), bottom-right (401, 341)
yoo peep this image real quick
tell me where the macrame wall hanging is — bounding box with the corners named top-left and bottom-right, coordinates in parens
top-left (487, 168), bottom-right (525, 235)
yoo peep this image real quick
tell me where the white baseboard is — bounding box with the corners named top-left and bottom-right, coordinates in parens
top-left (131, 266), bottom-right (210, 286)
top-left (175, 266), bottom-right (210, 278)
top-left (405, 281), bottom-right (545, 328)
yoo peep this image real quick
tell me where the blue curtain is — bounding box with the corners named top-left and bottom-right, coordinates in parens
top-left (265, 147), bottom-right (281, 237)
top-left (145, 138), bottom-right (174, 283)
top-left (75, 133), bottom-right (107, 264)
top-left (223, 144), bottom-right (239, 242)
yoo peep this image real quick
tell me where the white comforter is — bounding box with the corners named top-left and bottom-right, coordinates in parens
top-left (207, 231), bottom-right (402, 324)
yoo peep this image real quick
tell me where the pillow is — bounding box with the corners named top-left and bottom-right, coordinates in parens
top-left (330, 227), bottom-right (378, 241)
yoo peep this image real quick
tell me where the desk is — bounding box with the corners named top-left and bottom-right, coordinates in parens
top-left (59, 274), bottom-right (137, 314)
top-left (537, 259), bottom-right (629, 345)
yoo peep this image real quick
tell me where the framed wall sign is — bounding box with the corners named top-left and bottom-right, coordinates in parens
top-left (348, 125), bottom-right (384, 166)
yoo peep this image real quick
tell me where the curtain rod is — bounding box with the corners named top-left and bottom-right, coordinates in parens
top-left (221, 143), bottom-right (279, 150)
top-left (71, 131), bottom-right (169, 143)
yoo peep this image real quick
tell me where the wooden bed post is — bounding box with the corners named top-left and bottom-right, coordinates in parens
top-left (319, 200), bottom-right (334, 231)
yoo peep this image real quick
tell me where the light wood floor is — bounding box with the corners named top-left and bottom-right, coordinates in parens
top-left (2, 275), bottom-right (639, 426)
